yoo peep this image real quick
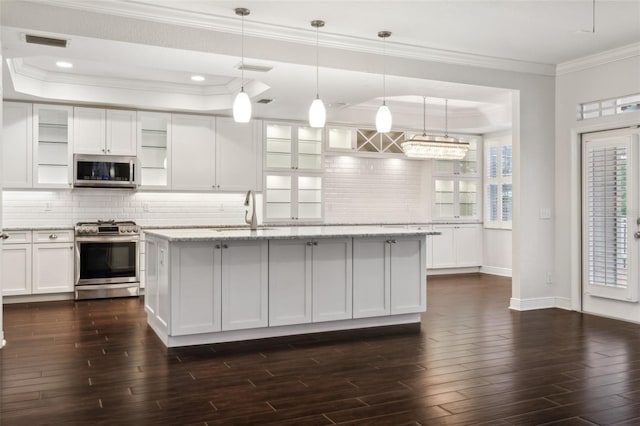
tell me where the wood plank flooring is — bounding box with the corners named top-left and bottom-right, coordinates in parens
top-left (3, 274), bottom-right (640, 425)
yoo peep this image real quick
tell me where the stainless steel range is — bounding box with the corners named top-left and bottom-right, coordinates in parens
top-left (74, 220), bottom-right (140, 300)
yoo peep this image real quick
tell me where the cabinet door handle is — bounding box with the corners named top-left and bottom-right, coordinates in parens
top-left (313, 241), bottom-right (318, 246)
top-left (306, 241), bottom-right (313, 246)
top-left (222, 244), bottom-right (228, 249)
top-left (49, 234), bottom-right (58, 239)
top-left (70, 246), bottom-right (73, 250)
top-left (215, 244), bottom-right (221, 249)
top-left (0, 233), bottom-right (9, 240)
top-left (107, 149), bottom-right (111, 153)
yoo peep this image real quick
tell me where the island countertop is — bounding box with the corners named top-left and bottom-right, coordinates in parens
top-left (144, 225), bottom-right (440, 242)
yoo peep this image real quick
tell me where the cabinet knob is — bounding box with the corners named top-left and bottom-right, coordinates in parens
top-left (107, 149), bottom-right (111, 153)
top-left (306, 241), bottom-right (313, 246)
top-left (313, 241), bottom-right (318, 246)
top-left (49, 234), bottom-right (58, 239)
top-left (222, 244), bottom-right (228, 249)
top-left (0, 233), bottom-right (9, 240)
top-left (215, 244), bottom-right (221, 249)
top-left (70, 246), bottom-right (73, 250)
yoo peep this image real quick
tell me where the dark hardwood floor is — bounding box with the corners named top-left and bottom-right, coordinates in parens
top-left (3, 274), bottom-right (640, 425)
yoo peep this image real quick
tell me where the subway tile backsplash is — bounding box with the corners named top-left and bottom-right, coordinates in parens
top-left (3, 156), bottom-right (431, 227)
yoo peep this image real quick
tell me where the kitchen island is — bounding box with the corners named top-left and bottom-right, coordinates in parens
top-left (144, 226), bottom-right (437, 347)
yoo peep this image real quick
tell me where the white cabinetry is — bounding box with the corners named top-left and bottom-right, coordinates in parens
top-left (2, 102), bottom-right (32, 188)
top-left (1, 231), bottom-right (32, 296)
top-left (216, 117), bottom-right (263, 192)
top-left (431, 224), bottom-right (482, 269)
top-left (220, 240), bottom-right (269, 331)
top-left (264, 123), bottom-right (323, 223)
top-left (74, 107), bottom-right (137, 155)
top-left (268, 239), bottom-right (312, 326)
top-left (33, 104), bottom-right (74, 188)
top-left (353, 237), bottom-right (426, 318)
top-left (171, 114), bottom-right (215, 191)
top-left (32, 230), bottom-right (74, 294)
top-left (161, 239), bottom-right (268, 336)
top-left (138, 112), bottom-right (171, 189)
top-left (269, 238), bottom-right (352, 325)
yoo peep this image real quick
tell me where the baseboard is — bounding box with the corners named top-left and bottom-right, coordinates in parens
top-left (510, 297), bottom-right (556, 311)
top-left (3, 293), bottom-right (75, 304)
top-left (427, 266), bottom-right (481, 276)
top-left (480, 265), bottom-right (512, 277)
top-left (510, 296), bottom-right (575, 311)
top-left (554, 297), bottom-right (573, 310)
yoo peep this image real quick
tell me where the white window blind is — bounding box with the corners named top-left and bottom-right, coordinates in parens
top-left (585, 145), bottom-right (628, 289)
top-left (484, 138), bottom-right (512, 229)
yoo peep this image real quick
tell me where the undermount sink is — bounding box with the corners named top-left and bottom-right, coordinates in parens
top-left (211, 227), bottom-right (276, 231)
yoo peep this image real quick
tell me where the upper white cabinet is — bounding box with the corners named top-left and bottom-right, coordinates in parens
top-left (326, 127), bottom-right (357, 152)
top-left (215, 117), bottom-right (263, 192)
top-left (73, 107), bottom-right (136, 155)
top-left (353, 236), bottom-right (426, 318)
top-left (33, 104), bottom-right (73, 188)
top-left (430, 224), bottom-right (482, 269)
top-left (171, 114), bottom-right (216, 191)
top-left (265, 123), bottom-right (323, 171)
top-left (2, 102), bottom-right (33, 188)
top-left (138, 111), bottom-right (171, 189)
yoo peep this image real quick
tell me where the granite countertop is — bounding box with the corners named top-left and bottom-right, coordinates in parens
top-left (144, 225), bottom-right (441, 242)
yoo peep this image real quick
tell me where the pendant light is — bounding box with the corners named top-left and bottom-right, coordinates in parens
top-left (233, 7), bottom-right (252, 123)
top-left (308, 20), bottom-right (326, 128)
top-left (375, 30), bottom-right (392, 133)
top-left (401, 98), bottom-right (469, 160)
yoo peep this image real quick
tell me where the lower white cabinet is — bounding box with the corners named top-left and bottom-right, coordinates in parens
top-left (163, 240), bottom-right (268, 336)
top-left (32, 230), bottom-right (74, 294)
top-left (2, 230), bottom-right (74, 296)
top-left (1, 231), bottom-right (33, 296)
top-left (220, 240), bottom-right (269, 331)
top-left (430, 224), bottom-right (482, 268)
top-left (353, 236), bottom-right (426, 318)
top-left (269, 238), bottom-right (352, 325)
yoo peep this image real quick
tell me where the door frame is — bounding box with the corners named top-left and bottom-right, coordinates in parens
top-left (569, 114), bottom-right (640, 314)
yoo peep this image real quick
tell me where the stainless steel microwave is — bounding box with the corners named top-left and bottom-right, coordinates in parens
top-left (73, 154), bottom-right (138, 188)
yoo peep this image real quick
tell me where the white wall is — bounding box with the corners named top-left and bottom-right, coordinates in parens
top-left (555, 45), bottom-right (640, 310)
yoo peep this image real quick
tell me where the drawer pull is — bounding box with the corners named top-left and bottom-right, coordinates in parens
top-left (49, 234), bottom-right (58, 240)
top-left (0, 232), bottom-right (9, 240)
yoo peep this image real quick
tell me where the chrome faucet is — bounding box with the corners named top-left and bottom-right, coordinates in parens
top-left (244, 190), bottom-right (257, 230)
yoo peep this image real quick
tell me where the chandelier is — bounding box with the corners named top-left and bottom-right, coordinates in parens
top-left (401, 98), bottom-right (469, 160)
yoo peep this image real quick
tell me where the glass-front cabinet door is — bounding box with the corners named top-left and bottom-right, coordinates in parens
top-left (264, 173), bottom-right (323, 222)
top-left (433, 178), bottom-right (479, 220)
top-left (265, 123), bottom-right (323, 171)
top-left (138, 112), bottom-right (171, 189)
top-left (33, 104), bottom-right (73, 188)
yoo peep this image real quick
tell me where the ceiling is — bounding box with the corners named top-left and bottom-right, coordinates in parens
top-left (2, 0), bottom-right (638, 133)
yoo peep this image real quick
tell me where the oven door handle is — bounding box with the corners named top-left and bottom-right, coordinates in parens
top-left (75, 236), bottom-right (139, 243)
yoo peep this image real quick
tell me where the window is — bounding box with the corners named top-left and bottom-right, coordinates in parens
top-left (485, 139), bottom-right (512, 228)
top-left (578, 93), bottom-right (640, 121)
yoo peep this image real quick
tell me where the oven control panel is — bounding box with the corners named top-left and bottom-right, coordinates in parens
top-left (75, 221), bottom-right (139, 236)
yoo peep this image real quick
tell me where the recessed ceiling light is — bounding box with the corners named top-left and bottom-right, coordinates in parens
top-left (191, 75), bottom-right (205, 82)
top-left (55, 61), bottom-right (73, 68)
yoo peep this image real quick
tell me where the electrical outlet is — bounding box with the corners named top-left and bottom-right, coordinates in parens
top-left (545, 272), bottom-right (553, 284)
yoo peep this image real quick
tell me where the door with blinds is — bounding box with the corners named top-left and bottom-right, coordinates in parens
top-left (582, 127), bottom-right (640, 321)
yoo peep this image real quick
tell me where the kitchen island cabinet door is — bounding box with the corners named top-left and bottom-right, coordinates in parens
top-left (312, 238), bottom-right (353, 322)
top-left (32, 242), bottom-right (74, 294)
top-left (170, 242), bottom-right (221, 336)
top-left (268, 240), bottom-right (312, 326)
top-left (390, 237), bottom-right (426, 314)
top-left (353, 238), bottom-right (391, 318)
top-left (221, 240), bottom-right (269, 331)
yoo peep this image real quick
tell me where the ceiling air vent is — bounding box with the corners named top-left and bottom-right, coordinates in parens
top-left (236, 63), bottom-right (272, 73)
top-left (25, 34), bottom-right (69, 48)
top-left (257, 99), bottom-right (273, 104)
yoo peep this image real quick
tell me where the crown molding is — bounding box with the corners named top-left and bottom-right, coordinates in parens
top-left (556, 42), bottom-right (640, 76)
top-left (29, 0), bottom-right (556, 76)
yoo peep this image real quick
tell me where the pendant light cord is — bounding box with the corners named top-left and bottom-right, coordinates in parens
top-left (316, 24), bottom-right (319, 98)
top-left (592, 0), bottom-right (596, 33)
top-left (382, 35), bottom-right (386, 105)
top-left (241, 12), bottom-right (245, 91)
top-left (445, 99), bottom-right (449, 138)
